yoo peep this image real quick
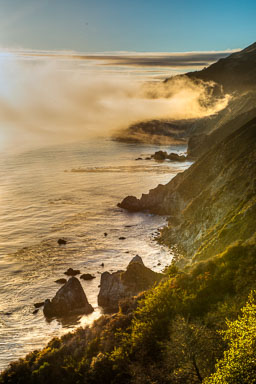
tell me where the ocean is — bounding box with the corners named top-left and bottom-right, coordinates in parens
top-left (0, 138), bottom-right (191, 370)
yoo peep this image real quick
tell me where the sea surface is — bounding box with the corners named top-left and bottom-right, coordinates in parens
top-left (0, 138), bottom-right (191, 371)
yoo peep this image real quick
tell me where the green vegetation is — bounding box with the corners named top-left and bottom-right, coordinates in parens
top-left (1, 240), bottom-right (256, 384)
top-left (205, 292), bottom-right (256, 384)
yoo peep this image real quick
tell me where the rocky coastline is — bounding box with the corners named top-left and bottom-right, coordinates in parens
top-left (1, 41), bottom-right (256, 384)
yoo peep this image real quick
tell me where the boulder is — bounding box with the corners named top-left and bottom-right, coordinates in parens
top-left (167, 153), bottom-right (187, 162)
top-left (64, 268), bottom-right (80, 276)
top-left (98, 257), bottom-right (163, 311)
top-left (151, 151), bottom-right (187, 162)
top-left (34, 302), bottom-right (44, 308)
top-left (117, 195), bottom-right (142, 212)
top-left (43, 277), bottom-right (93, 318)
top-left (80, 273), bottom-right (96, 281)
top-left (152, 150), bottom-right (168, 161)
top-left (58, 238), bottom-right (67, 245)
top-left (55, 278), bottom-right (67, 284)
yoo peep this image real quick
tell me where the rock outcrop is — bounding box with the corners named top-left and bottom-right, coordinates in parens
top-left (80, 273), bottom-right (95, 281)
top-left (152, 150), bottom-right (187, 162)
top-left (64, 268), bottom-right (80, 276)
top-left (98, 257), bottom-right (163, 311)
top-left (43, 277), bottom-right (93, 318)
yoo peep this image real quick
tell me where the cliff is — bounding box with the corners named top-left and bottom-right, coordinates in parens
top-left (119, 117), bottom-right (256, 264)
top-left (184, 42), bottom-right (256, 93)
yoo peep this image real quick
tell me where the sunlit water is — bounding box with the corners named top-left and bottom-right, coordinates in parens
top-left (0, 138), bottom-right (191, 371)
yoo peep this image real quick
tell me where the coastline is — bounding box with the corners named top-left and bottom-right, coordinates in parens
top-left (0, 139), bottom-right (189, 372)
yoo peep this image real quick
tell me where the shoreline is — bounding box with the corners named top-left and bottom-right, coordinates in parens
top-left (0, 140), bottom-right (186, 372)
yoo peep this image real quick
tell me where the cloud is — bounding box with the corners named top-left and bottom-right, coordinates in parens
top-left (1, 48), bottom-right (240, 68)
top-left (0, 53), bottom-right (231, 150)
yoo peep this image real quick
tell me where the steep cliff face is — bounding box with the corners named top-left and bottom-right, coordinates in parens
top-left (119, 118), bottom-right (256, 264)
top-left (184, 42), bottom-right (256, 93)
top-left (187, 92), bottom-right (256, 158)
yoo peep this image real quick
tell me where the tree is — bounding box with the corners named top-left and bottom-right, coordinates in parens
top-left (205, 291), bottom-right (256, 384)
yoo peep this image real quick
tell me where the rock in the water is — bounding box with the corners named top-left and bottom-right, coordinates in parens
top-left (33, 309), bottom-right (39, 315)
top-left (58, 238), bottom-right (67, 245)
top-left (55, 278), bottom-right (67, 284)
top-left (167, 153), bottom-right (187, 162)
top-left (98, 257), bottom-right (163, 311)
top-left (34, 302), bottom-right (44, 308)
top-left (43, 277), bottom-right (93, 318)
top-left (119, 236), bottom-right (126, 240)
top-left (104, 232), bottom-right (108, 237)
top-left (152, 150), bottom-right (168, 161)
top-left (117, 195), bottom-right (142, 212)
top-left (151, 151), bottom-right (186, 162)
top-left (129, 255), bottom-right (144, 265)
top-left (64, 268), bottom-right (80, 276)
top-left (80, 273), bottom-right (96, 281)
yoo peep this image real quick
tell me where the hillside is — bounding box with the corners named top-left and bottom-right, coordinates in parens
top-left (184, 42), bottom-right (256, 93)
top-left (187, 91), bottom-right (256, 157)
top-left (119, 117), bottom-right (256, 265)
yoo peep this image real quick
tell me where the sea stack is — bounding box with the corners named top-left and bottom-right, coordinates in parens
top-left (43, 277), bottom-right (94, 318)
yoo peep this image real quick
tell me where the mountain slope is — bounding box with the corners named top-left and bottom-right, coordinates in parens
top-left (185, 42), bottom-right (256, 93)
top-left (118, 117), bottom-right (256, 264)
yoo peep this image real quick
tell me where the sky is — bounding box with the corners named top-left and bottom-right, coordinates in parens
top-left (0, 0), bottom-right (255, 53)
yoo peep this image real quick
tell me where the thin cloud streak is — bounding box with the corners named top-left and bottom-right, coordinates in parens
top-left (0, 48), bottom-right (240, 68)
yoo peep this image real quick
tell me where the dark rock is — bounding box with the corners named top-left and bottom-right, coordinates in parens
top-left (129, 255), bottom-right (144, 265)
top-left (117, 195), bottom-right (142, 212)
top-left (80, 273), bottom-right (96, 281)
top-left (104, 232), bottom-right (108, 237)
top-left (151, 151), bottom-right (186, 162)
top-left (98, 257), bottom-right (163, 311)
top-left (152, 150), bottom-right (168, 161)
top-left (33, 309), bottom-right (39, 315)
top-left (119, 237), bottom-right (126, 240)
top-left (100, 263), bottom-right (104, 267)
top-left (167, 153), bottom-right (187, 162)
top-left (55, 278), bottom-right (67, 284)
top-left (57, 238), bottom-right (67, 245)
top-left (145, 157), bottom-right (151, 160)
top-left (64, 268), bottom-right (80, 276)
top-left (157, 262), bottom-right (161, 266)
top-left (43, 277), bottom-right (93, 318)
top-left (34, 302), bottom-right (44, 308)
top-left (135, 157), bottom-right (143, 160)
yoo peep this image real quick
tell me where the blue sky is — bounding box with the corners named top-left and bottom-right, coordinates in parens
top-left (0, 0), bottom-right (255, 52)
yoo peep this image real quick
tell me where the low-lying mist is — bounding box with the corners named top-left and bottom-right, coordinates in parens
top-left (0, 55), bottom-right (230, 150)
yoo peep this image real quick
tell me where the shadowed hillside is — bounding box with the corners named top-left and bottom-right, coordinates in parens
top-left (119, 117), bottom-right (256, 265)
